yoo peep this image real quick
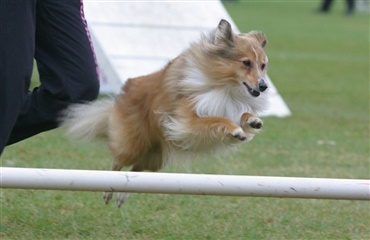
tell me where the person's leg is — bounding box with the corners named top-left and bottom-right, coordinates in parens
top-left (0, 1), bottom-right (36, 154)
top-left (319, 0), bottom-right (334, 12)
top-left (345, 0), bottom-right (355, 14)
top-left (7, 0), bottom-right (100, 145)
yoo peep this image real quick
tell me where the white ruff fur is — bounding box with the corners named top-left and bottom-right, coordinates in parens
top-left (182, 67), bottom-right (268, 123)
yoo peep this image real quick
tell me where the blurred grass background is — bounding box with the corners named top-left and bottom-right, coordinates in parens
top-left (1, 1), bottom-right (369, 239)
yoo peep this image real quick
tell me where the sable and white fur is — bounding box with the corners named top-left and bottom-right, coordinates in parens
top-left (61, 19), bottom-right (270, 207)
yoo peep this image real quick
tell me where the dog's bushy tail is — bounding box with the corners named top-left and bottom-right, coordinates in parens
top-left (60, 99), bottom-right (114, 141)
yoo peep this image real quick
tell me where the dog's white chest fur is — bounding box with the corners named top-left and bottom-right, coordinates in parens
top-left (193, 88), bottom-right (252, 124)
top-left (182, 68), bottom-right (266, 123)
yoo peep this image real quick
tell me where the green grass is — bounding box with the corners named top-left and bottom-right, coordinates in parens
top-left (1, 1), bottom-right (369, 239)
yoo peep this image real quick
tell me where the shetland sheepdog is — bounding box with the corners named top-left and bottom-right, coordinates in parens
top-left (61, 19), bottom-right (269, 207)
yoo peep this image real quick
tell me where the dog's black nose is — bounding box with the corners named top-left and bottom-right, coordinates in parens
top-left (259, 80), bottom-right (268, 92)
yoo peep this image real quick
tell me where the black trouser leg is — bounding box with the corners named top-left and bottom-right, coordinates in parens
top-left (0, 0), bottom-right (37, 154)
top-left (320, 0), bottom-right (333, 11)
top-left (346, 0), bottom-right (355, 13)
top-left (6, 0), bottom-right (99, 146)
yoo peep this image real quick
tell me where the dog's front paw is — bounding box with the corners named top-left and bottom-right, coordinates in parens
top-left (227, 127), bottom-right (247, 143)
top-left (240, 113), bottom-right (263, 131)
top-left (247, 117), bottom-right (263, 130)
top-left (239, 114), bottom-right (263, 142)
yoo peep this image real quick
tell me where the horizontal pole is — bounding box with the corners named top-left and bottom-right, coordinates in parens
top-left (1, 167), bottom-right (369, 200)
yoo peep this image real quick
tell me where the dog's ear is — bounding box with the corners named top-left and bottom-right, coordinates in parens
top-left (214, 19), bottom-right (234, 46)
top-left (248, 31), bottom-right (267, 48)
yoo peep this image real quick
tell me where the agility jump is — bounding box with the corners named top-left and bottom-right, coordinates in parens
top-left (1, 167), bottom-right (369, 201)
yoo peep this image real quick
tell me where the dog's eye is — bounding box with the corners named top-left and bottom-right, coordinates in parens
top-left (261, 63), bottom-right (266, 70)
top-left (243, 60), bottom-right (251, 67)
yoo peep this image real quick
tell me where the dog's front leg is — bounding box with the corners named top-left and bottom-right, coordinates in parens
top-left (240, 113), bottom-right (263, 142)
top-left (187, 116), bottom-right (249, 144)
top-left (164, 115), bottom-right (253, 150)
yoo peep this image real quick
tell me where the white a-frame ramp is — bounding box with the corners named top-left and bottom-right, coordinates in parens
top-left (83, 1), bottom-right (291, 117)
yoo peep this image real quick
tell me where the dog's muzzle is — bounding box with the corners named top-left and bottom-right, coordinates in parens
top-left (243, 82), bottom-right (260, 97)
top-left (243, 79), bottom-right (268, 97)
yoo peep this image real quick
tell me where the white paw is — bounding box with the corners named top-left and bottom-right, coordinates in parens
top-left (229, 127), bottom-right (247, 142)
top-left (103, 192), bottom-right (113, 205)
top-left (246, 117), bottom-right (263, 131)
top-left (103, 192), bottom-right (130, 208)
top-left (117, 192), bottom-right (130, 208)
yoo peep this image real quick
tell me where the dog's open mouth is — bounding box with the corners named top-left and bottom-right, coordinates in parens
top-left (243, 82), bottom-right (260, 97)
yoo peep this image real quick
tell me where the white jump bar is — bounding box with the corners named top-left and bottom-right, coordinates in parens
top-left (1, 167), bottom-right (369, 200)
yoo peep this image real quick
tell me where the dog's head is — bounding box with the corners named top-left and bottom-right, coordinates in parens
top-left (196, 19), bottom-right (268, 98)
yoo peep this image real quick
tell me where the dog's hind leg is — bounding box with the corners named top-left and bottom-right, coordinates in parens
top-left (116, 148), bottom-right (164, 207)
top-left (116, 164), bottom-right (142, 208)
top-left (103, 158), bottom-right (127, 205)
top-left (103, 150), bottom-right (143, 205)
